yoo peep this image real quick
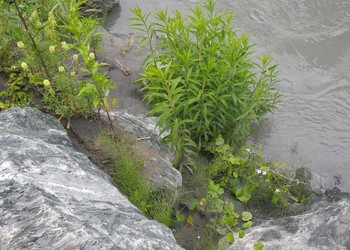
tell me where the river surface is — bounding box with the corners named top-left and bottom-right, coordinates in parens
top-left (105, 0), bottom-right (350, 192)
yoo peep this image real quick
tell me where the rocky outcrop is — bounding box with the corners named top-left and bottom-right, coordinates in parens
top-left (0, 107), bottom-right (183, 250)
top-left (230, 197), bottom-right (350, 250)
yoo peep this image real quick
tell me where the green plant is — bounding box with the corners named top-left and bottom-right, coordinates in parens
top-left (0, 0), bottom-right (115, 122)
top-left (96, 132), bottom-right (174, 226)
top-left (209, 135), bottom-right (310, 208)
top-left (177, 177), bottom-right (253, 248)
top-left (131, 0), bottom-right (279, 162)
top-left (204, 180), bottom-right (253, 248)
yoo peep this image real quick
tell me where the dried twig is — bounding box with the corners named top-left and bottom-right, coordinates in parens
top-left (136, 136), bottom-right (151, 141)
top-left (114, 59), bottom-right (131, 76)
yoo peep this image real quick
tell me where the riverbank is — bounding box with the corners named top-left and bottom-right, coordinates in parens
top-left (1, 1), bottom-right (349, 248)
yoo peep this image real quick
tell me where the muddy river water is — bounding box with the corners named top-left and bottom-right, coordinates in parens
top-left (105, 0), bottom-right (350, 192)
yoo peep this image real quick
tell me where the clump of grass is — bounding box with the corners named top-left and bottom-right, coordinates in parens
top-left (96, 131), bottom-right (174, 226)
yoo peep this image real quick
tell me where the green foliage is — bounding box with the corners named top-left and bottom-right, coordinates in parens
top-left (178, 173), bottom-right (254, 248)
top-left (0, 0), bottom-right (115, 120)
top-left (204, 180), bottom-right (253, 239)
top-left (175, 135), bottom-right (309, 247)
top-left (97, 132), bottom-right (174, 227)
top-left (209, 136), bottom-right (301, 206)
top-left (209, 136), bottom-right (313, 220)
top-left (131, 0), bottom-right (279, 161)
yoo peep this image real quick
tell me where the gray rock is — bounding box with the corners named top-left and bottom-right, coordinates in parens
top-left (229, 198), bottom-right (350, 250)
top-left (0, 107), bottom-right (183, 250)
top-left (103, 109), bottom-right (182, 192)
top-left (295, 167), bottom-right (326, 192)
top-left (82, 0), bottom-right (119, 15)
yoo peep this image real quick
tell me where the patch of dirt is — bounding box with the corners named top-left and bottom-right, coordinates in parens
top-left (61, 116), bottom-right (111, 172)
top-left (97, 26), bottom-right (150, 116)
top-left (61, 114), bottom-right (152, 175)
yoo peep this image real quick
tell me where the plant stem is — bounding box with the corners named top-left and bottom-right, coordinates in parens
top-left (14, 0), bottom-right (52, 81)
top-left (94, 84), bottom-right (120, 144)
top-left (254, 161), bottom-right (308, 185)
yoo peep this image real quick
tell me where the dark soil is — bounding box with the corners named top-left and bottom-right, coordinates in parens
top-left (61, 116), bottom-right (112, 172)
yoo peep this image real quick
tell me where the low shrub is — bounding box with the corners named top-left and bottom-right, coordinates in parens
top-left (131, 0), bottom-right (279, 161)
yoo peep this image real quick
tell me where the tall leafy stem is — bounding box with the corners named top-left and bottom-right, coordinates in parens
top-left (130, 5), bottom-right (157, 67)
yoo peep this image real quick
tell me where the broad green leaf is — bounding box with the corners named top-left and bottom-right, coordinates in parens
top-left (234, 187), bottom-right (251, 202)
top-left (241, 211), bottom-right (252, 222)
top-left (254, 242), bottom-right (264, 250)
top-left (238, 229), bottom-right (245, 238)
top-left (226, 232), bottom-right (234, 243)
top-left (242, 221), bottom-right (253, 229)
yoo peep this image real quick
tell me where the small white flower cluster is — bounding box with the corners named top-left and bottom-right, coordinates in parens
top-left (256, 169), bottom-right (267, 175)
